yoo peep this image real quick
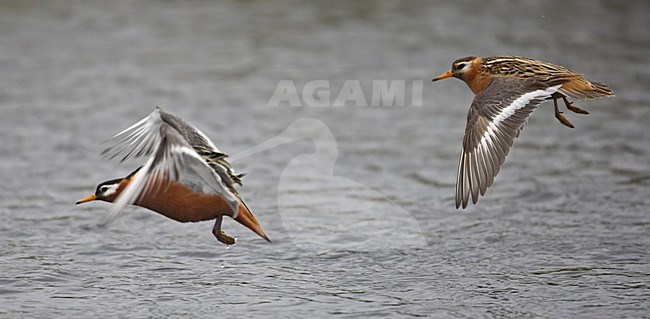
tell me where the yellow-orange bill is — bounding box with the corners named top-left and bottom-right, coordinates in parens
top-left (76, 194), bottom-right (96, 205)
top-left (432, 70), bottom-right (453, 82)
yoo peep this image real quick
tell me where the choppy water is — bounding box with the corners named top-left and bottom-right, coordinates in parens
top-left (1, 1), bottom-right (649, 318)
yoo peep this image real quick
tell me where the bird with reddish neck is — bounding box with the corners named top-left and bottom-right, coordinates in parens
top-left (77, 107), bottom-right (270, 245)
top-left (432, 56), bottom-right (613, 208)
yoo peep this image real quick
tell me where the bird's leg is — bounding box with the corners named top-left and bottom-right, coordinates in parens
top-left (554, 97), bottom-right (575, 128)
top-left (212, 215), bottom-right (236, 245)
top-left (562, 96), bottom-right (589, 114)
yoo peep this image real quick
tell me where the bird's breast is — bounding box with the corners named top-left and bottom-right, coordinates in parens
top-left (135, 181), bottom-right (234, 223)
top-left (465, 72), bottom-right (492, 95)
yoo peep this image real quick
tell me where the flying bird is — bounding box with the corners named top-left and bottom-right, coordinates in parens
top-left (432, 56), bottom-right (613, 208)
top-left (76, 107), bottom-right (270, 245)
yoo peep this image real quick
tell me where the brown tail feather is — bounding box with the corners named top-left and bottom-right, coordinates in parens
top-left (233, 202), bottom-right (271, 242)
top-left (560, 79), bottom-right (613, 100)
top-left (590, 81), bottom-right (614, 96)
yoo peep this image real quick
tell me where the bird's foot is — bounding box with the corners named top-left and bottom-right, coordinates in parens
top-left (215, 231), bottom-right (236, 245)
top-left (563, 98), bottom-right (589, 115)
top-left (567, 103), bottom-right (589, 114)
top-left (555, 110), bottom-right (575, 128)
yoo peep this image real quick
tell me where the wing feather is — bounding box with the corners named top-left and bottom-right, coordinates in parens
top-left (456, 78), bottom-right (561, 208)
top-left (102, 109), bottom-right (163, 162)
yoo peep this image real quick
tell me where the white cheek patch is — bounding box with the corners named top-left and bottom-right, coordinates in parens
top-left (102, 184), bottom-right (119, 197)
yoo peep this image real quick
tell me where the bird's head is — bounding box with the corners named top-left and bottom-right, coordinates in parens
top-left (432, 56), bottom-right (480, 82)
top-left (76, 178), bottom-right (123, 204)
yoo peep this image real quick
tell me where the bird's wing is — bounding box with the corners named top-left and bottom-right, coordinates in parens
top-left (101, 108), bottom-right (163, 162)
top-left (158, 109), bottom-right (220, 152)
top-left (159, 109), bottom-right (243, 187)
top-left (99, 108), bottom-right (239, 224)
top-left (456, 78), bottom-right (561, 209)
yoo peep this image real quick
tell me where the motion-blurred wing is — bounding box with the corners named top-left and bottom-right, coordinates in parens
top-left (102, 108), bottom-right (164, 162)
top-left (99, 109), bottom-right (239, 224)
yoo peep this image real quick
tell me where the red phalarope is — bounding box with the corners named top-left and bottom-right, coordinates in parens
top-left (433, 56), bottom-right (613, 208)
top-left (76, 107), bottom-right (270, 245)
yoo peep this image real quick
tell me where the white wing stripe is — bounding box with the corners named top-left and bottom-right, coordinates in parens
top-left (478, 85), bottom-right (560, 154)
top-left (492, 85), bottom-right (560, 125)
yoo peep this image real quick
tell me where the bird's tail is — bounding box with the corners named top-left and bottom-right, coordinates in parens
top-left (234, 200), bottom-right (271, 243)
top-left (559, 78), bottom-right (614, 100)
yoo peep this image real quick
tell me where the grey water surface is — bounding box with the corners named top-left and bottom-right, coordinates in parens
top-left (1, 1), bottom-right (649, 318)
